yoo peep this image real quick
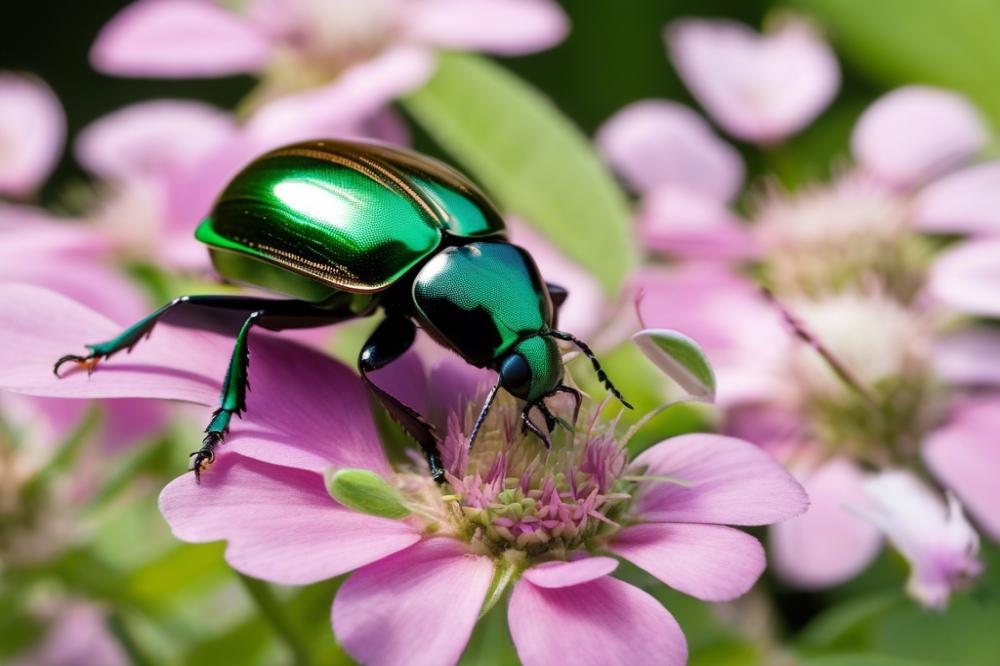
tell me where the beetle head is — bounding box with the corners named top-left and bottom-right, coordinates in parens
top-left (497, 334), bottom-right (563, 403)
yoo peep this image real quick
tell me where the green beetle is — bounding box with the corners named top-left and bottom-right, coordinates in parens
top-left (54, 140), bottom-right (630, 482)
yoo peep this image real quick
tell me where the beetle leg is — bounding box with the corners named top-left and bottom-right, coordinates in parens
top-left (359, 316), bottom-right (445, 483)
top-left (551, 385), bottom-right (582, 426)
top-left (520, 405), bottom-right (552, 449)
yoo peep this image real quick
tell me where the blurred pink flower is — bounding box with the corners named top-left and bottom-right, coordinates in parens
top-left (665, 17), bottom-right (839, 144)
top-left (0, 284), bottom-right (808, 666)
top-left (606, 85), bottom-right (1000, 601)
top-left (0, 72), bottom-right (65, 198)
top-left (853, 470), bottom-right (982, 610)
top-left (10, 602), bottom-right (127, 666)
top-left (91, 0), bottom-right (567, 132)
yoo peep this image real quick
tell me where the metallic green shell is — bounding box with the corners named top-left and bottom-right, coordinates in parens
top-left (196, 140), bottom-right (506, 294)
top-left (412, 241), bottom-right (554, 367)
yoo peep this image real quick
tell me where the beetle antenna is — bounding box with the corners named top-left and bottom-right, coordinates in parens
top-left (468, 374), bottom-right (503, 451)
top-left (548, 331), bottom-right (633, 409)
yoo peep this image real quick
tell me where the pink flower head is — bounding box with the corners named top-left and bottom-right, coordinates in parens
top-left (90, 0), bottom-right (567, 133)
top-left (0, 72), bottom-right (65, 197)
top-left (0, 285), bottom-right (808, 665)
top-left (665, 17), bottom-right (839, 144)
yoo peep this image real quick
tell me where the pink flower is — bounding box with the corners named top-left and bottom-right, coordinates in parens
top-left (90, 0), bottom-right (567, 132)
top-left (665, 17), bottom-right (839, 144)
top-left (10, 602), bottom-right (128, 666)
top-left (608, 85), bottom-right (1000, 599)
top-left (0, 285), bottom-right (808, 665)
top-left (854, 470), bottom-right (982, 610)
top-left (0, 72), bottom-right (65, 198)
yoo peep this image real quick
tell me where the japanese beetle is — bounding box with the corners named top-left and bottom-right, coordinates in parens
top-left (54, 140), bottom-right (630, 482)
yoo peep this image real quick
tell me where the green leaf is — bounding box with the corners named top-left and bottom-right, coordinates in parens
top-left (403, 53), bottom-right (636, 294)
top-left (632, 328), bottom-right (717, 402)
top-left (324, 468), bottom-right (411, 519)
top-left (795, 0), bottom-right (1000, 126)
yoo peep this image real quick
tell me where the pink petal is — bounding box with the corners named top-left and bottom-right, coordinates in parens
top-left (928, 238), bottom-right (1000, 317)
top-left (509, 576), bottom-right (687, 666)
top-left (76, 100), bottom-right (236, 180)
top-left (0, 73), bottom-right (64, 197)
top-left (852, 86), bottom-right (988, 188)
top-left (913, 161), bottom-right (1000, 236)
top-left (933, 327), bottom-right (1000, 387)
top-left (638, 185), bottom-right (757, 260)
top-left (332, 538), bottom-right (493, 666)
top-left (0, 205), bottom-right (109, 259)
top-left (403, 0), bottom-right (568, 55)
top-left (632, 433), bottom-right (808, 526)
top-left (633, 265), bottom-right (788, 404)
top-left (245, 47), bottom-right (434, 149)
top-left (0, 284), bottom-right (391, 474)
top-left (508, 218), bottom-right (608, 338)
top-left (91, 0), bottom-right (269, 77)
top-left (596, 99), bottom-right (744, 199)
top-left (666, 18), bottom-right (839, 144)
top-left (610, 523), bottom-right (764, 601)
top-left (770, 456), bottom-right (882, 588)
top-left (522, 557), bottom-right (618, 588)
top-left (10, 603), bottom-right (128, 666)
top-left (161, 454), bottom-right (419, 584)
top-left (924, 398), bottom-right (1000, 541)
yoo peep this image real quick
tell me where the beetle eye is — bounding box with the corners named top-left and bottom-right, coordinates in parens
top-left (499, 354), bottom-right (532, 398)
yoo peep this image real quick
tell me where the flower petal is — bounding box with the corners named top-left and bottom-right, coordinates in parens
top-left (632, 433), bottom-right (808, 525)
top-left (522, 557), bottom-right (618, 588)
top-left (637, 185), bottom-right (757, 260)
top-left (933, 327), bottom-right (1000, 387)
top-left (160, 454), bottom-right (420, 585)
top-left (610, 523), bottom-right (764, 601)
top-left (403, 0), bottom-right (568, 55)
top-left (0, 73), bottom-right (64, 197)
top-left (924, 398), bottom-right (1000, 541)
top-left (928, 238), bottom-right (1000, 317)
top-left (245, 47), bottom-right (434, 148)
top-left (76, 100), bottom-right (236, 181)
top-left (91, 0), bottom-right (269, 77)
top-left (596, 100), bottom-right (744, 199)
top-left (666, 18), bottom-right (839, 143)
top-left (508, 576), bottom-right (687, 666)
top-left (770, 457), bottom-right (882, 588)
top-left (913, 161), bottom-right (1000, 236)
top-left (332, 538), bottom-right (493, 666)
top-left (852, 86), bottom-right (988, 188)
top-left (10, 603), bottom-right (128, 666)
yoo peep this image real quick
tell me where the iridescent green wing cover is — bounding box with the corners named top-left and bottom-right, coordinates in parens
top-left (412, 241), bottom-right (553, 366)
top-left (197, 141), bottom-right (506, 293)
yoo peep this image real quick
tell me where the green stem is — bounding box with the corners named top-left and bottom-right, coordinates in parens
top-left (237, 573), bottom-right (316, 666)
top-left (106, 610), bottom-right (153, 666)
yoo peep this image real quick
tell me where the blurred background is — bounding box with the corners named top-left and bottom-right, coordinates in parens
top-left (3, 1), bottom-right (1000, 665)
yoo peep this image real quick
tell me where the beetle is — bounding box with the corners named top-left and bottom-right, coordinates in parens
top-left (54, 140), bottom-right (630, 482)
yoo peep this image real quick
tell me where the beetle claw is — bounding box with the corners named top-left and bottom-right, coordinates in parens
top-left (53, 354), bottom-right (100, 377)
top-left (190, 432), bottom-right (224, 483)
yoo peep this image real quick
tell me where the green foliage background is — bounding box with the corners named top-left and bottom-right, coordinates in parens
top-left (3, 1), bottom-right (1000, 664)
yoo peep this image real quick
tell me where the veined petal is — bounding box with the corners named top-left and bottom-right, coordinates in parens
top-left (0, 73), bottom-right (64, 197)
top-left (914, 161), bottom-right (1000, 236)
top-left (666, 18), bottom-right (839, 143)
top-left (508, 575), bottom-right (687, 666)
top-left (160, 454), bottom-right (420, 585)
top-left (596, 99), bottom-right (744, 199)
top-left (852, 86), bottom-right (988, 188)
top-left (403, 0), bottom-right (568, 55)
top-left (76, 100), bottom-right (236, 180)
top-left (522, 557), bottom-right (618, 588)
top-left (632, 433), bottom-right (808, 526)
top-left (610, 523), bottom-right (764, 601)
top-left (91, 0), bottom-right (269, 77)
top-left (924, 398), bottom-right (1000, 541)
top-left (770, 457), bottom-right (882, 588)
top-left (928, 238), bottom-right (1000, 317)
top-left (332, 538), bottom-right (492, 666)
top-left (638, 185), bottom-right (757, 260)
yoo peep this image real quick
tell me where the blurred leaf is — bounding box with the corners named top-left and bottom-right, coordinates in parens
top-left (689, 638), bottom-right (760, 666)
top-left (632, 329), bottom-right (717, 403)
top-left (795, 0), bottom-right (1000, 126)
top-left (122, 542), bottom-right (228, 608)
top-left (798, 655), bottom-right (942, 666)
top-left (796, 591), bottom-right (905, 651)
top-left (403, 53), bottom-right (637, 295)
